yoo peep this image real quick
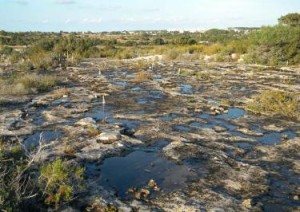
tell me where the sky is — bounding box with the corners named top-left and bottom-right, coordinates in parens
top-left (0, 0), bottom-right (300, 32)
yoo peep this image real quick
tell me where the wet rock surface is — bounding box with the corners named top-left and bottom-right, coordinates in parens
top-left (1, 60), bottom-right (300, 211)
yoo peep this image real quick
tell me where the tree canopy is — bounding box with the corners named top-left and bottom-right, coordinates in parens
top-left (278, 13), bottom-right (300, 27)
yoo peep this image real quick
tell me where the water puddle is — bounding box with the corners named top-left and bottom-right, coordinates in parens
top-left (91, 151), bottom-right (196, 199)
top-left (131, 86), bottom-right (142, 91)
top-left (112, 81), bottom-right (128, 86)
top-left (180, 83), bottom-right (194, 94)
top-left (173, 125), bottom-right (192, 132)
top-left (85, 139), bottom-right (202, 200)
top-left (257, 131), bottom-right (296, 145)
top-left (193, 118), bottom-right (237, 131)
top-left (110, 119), bottom-right (145, 130)
top-left (24, 130), bottom-right (62, 148)
top-left (217, 108), bottom-right (246, 119)
top-left (135, 90), bottom-right (164, 105)
top-left (159, 113), bottom-right (178, 122)
top-left (153, 75), bottom-right (163, 82)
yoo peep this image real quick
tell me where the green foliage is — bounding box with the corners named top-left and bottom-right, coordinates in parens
top-left (27, 46), bottom-right (52, 70)
top-left (246, 90), bottom-right (299, 120)
top-left (245, 25), bottom-right (300, 65)
top-left (153, 37), bottom-right (165, 45)
top-left (201, 29), bottom-right (243, 43)
top-left (38, 159), bottom-right (85, 208)
top-left (0, 46), bottom-right (13, 55)
top-left (278, 13), bottom-right (300, 27)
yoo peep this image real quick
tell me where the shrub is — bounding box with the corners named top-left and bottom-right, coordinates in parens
top-left (0, 143), bottom-right (39, 211)
top-left (165, 49), bottom-right (179, 60)
top-left (245, 25), bottom-right (300, 65)
top-left (246, 90), bottom-right (299, 120)
top-left (38, 159), bottom-right (85, 208)
top-left (50, 87), bottom-right (70, 99)
top-left (134, 71), bottom-right (152, 82)
top-left (0, 73), bottom-right (57, 96)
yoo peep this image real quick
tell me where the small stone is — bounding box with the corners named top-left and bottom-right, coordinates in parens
top-left (140, 188), bottom-right (150, 198)
top-left (127, 187), bottom-right (136, 194)
top-left (215, 110), bottom-right (221, 115)
top-left (242, 199), bottom-right (252, 208)
top-left (120, 126), bottom-right (135, 136)
top-left (213, 126), bottom-right (227, 133)
top-left (293, 195), bottom-right (299, 201)
top-left (148, 179), bottom-right (157, 188)
top-left (153, 186), bottom-right (160, 191)
top-left (194, 107), bottom-right (202, 113)
top-left (263, 124), bottom-right (284, 132)
top-left (75, 117), bottom-right (96, 127)
top-left (282, 134), bottom-right (289, 140)
top-left (96, 131), bottom-right (121, 144)
top-left (134, 192), bottom-right (141, 200)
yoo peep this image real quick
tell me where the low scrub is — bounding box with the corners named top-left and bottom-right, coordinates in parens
top-left (0, 73), bottom-right (57, 96)
top-left (246, 90), bottom-right (299, 120)
top-left (134, 71), bottom-right (152, 82)
top-left (39, 159), bottom-right (85, 208)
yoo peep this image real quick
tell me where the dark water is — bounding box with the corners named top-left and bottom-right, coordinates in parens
top-left (112, 81), bottom-right (128, 86)
top-left (180, 83), bottom-right (194, 94)
top-left (87, 150), bottom-right (197, 199)
top-left (257, 130), bottom-right (297, 145)
top-left (24, 130), bottom-right (62, 148)
top-left (217, 108), bottom-right (246, 119)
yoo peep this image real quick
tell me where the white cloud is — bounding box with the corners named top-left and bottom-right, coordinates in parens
top-left (65, 19), bottom-right (71, 24)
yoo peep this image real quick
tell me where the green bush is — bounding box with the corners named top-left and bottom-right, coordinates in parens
top-left (246, 90), bottom-right (299, 120)
top-left (38, 159), bottom-right (85, 208)
top-left (245, 26), bottom-right (300, 65)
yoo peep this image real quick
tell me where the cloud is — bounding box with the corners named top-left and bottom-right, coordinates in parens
top-left (65, 19), bottom-right (71, 24)
top-left (16, 0), bottom-right (28, 6)
top-left (81, 18), bottom-right (102, 24)
top-left (54, 0), bottom-right (76, 4)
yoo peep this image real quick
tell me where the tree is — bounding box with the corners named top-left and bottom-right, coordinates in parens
top-left (278, 13), bottom-right (300, 27)
top-left (153, 37), bottom-right (165, 45)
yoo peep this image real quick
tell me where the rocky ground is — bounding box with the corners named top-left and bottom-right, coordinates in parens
top-left (1, 59), bottom-right (300, 211)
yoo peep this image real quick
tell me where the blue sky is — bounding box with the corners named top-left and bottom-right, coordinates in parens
top-left (1, 0), bottom-right (299, 32)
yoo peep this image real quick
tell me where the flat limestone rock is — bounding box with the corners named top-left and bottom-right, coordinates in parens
top-left (96, 131), bottom-right (121, 144)
top-left (75, 117), bottom-right (96, 127)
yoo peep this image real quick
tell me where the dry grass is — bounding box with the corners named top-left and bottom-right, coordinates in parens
top-left (86, 126), bottom-right (100, 137)
top-left (63, 144), bottom-right (77, 156)
top-left (134, 71), bottom-right (152, 82)
top-left (0, 73), bottom-right (57, 96)
top-left (50, 87), bottom-right (70, 99)
top-left (165, 49), bottom-right (179, 60)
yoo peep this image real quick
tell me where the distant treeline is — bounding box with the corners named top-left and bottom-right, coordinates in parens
top-left (1, 13), bottom-right (299, 69)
